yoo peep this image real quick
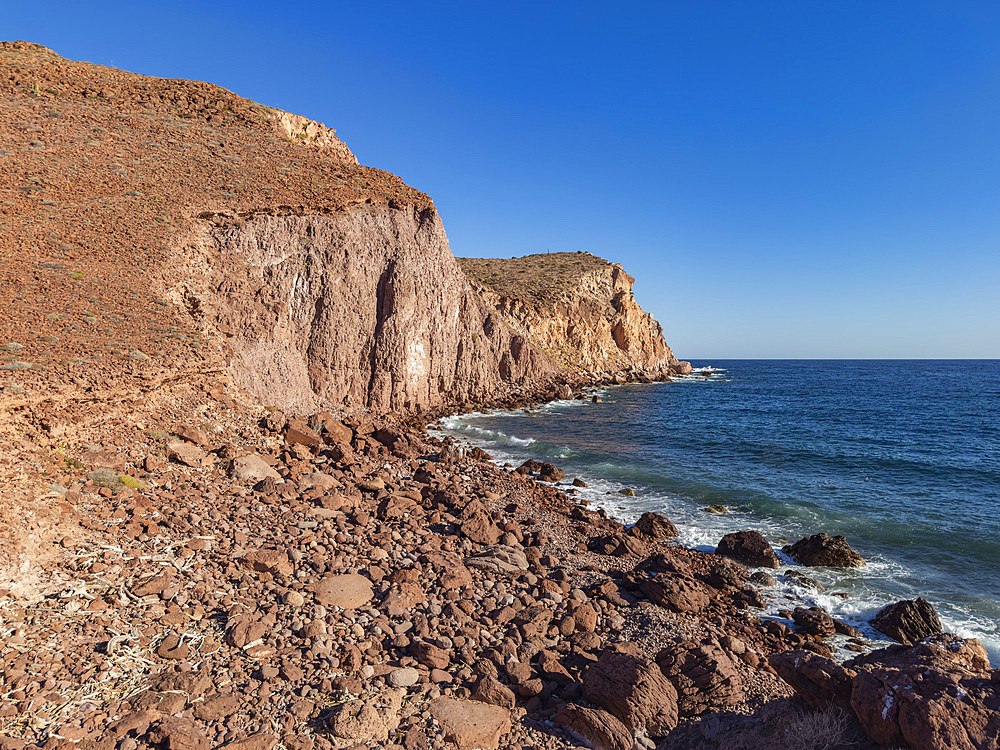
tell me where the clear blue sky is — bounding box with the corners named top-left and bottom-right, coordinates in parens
top-left (7, 1), bottom-right (999, 358)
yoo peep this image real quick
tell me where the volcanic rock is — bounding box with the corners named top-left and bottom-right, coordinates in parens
top-left (326, 688), bottom-right (404, 749)
top-left (792, 607), bottom-right (837, 638)
top-left (656, 639), bottom-right (745, 716)
top-left (782, 533), bottom-right (865, 567)
top-left (554, 703), bottom-right (633, 750)
top-left (635, 511), bottom-right (679, 538)
top-left (871, 597), bottom-right (943, 644)
top-left (429, 697), bottom-right (511, 750)
top-left (312, 574), bottom-right (374, 609)
top-left (583, 642), bottom-right (679, 736)
top-left (715, 530), bottom-right (779, 569)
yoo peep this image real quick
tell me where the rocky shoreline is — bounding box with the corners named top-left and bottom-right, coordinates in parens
top-left (1, 372), bottom-right (997, 750)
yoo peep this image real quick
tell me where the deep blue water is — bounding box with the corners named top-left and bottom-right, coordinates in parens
top-left (439, 360), bottom-right (1000, 663)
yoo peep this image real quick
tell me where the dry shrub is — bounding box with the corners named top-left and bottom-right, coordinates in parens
top-left (782, 706), bottom-right (853, 750)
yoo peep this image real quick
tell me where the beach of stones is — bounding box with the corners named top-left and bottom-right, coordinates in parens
top-left (0, 388), bottom-right (976, 750)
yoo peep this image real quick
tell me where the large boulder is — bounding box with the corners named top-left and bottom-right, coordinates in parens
top-left (554, 704), bottom-right (633, 750)
top-left (635, 511), bottom-right (679, 539)
top-left (782, 533), bottom-right (865, 567)
top-left (774, 634), bottom-right (1000, 750)
top-left (583, 643), bottom-right (679, 736)
top-left (871, 597), bottom-right (943, 644)
top-left (656, 639), bottom-right (745, 716)
top-left (624, 570), bottom-right (711, 613)
top-left (848, 635), bottom-right (999, 750)
top-left (326, 688), bottom-right (404, 749)
top-left (769, 650), bottom-right (857, 713)
top-left (311, 574), bottom-right (374, 609)
top-left (792, 606), bottom-right (837, 638)
top-left (715, 530), bottom-right (779, 569)
top-left (429, 697), bottom-right (511, 750)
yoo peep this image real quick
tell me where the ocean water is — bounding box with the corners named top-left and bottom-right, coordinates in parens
top-left (437, 360), bottom-right (1000, 664)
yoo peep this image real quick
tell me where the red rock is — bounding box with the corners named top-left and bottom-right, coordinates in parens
top-left (635, 511), bottom-right (679, 539)
top-left (384, 582), bottom-right (426, 615)
top-left (412, 641), bottom-right (451, 670)
top-left (871, 597), bottom-right (943, 645)
top-left (782, 533), bottom-right (865, 568)
top-left (144, 716), bottom-right (209, 750)
top-left (220, 734), bottom-right (277, 750)
top-left (326, 688), bottom-right (404, 750)
top-left (312, 573), bottom-right (374, 608)
top-left (429, 697), bottom-right (511, 750)
top-left (769, 650), bottom-right (857, 713)
top-left (155, 633), bottom-right (190, 660)
top-left (472, 675), bottom-right (516, 710)
top-left (792, 606), bottom-right (837, 638)
top-left (849, 635), bottom-right (999, 750)
top-left (193, 693), bottom-right (240, 721)
top-left (656, 639), bottom-right (745, 717)
top-left (555, 703), bottom-right (633, 750)
top-left (284, 419), bottom-right (321, 448)
top-left (626, 570), bottom-right (710, 614)
top-left (242, 548), bottom-right (293, 577)
top-left (166, 440), bottom-right (212, 468)
top-left (715, 530), bottom-right (779, 569)
top-left (583, 643), bottom-right (678, 736)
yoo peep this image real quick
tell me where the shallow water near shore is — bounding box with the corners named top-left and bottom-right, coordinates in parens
top-left (437, 359), bottom-right (1000, 665)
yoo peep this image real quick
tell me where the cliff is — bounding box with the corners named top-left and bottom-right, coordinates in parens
top-left (459, 252), bottom-right (691, 377)
top-left (0, 40), bottom-right (552, 423)
top-left (0, 41), bottom-right (683, 427)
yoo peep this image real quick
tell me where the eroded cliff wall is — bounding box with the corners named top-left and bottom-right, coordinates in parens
top-left (458, 253), bottom-right (691, 377)
top-left (195, 207), bottom-right (549, 414)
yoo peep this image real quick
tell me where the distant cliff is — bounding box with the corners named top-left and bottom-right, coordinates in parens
top-left (458, 252), bottom-right (690, 378)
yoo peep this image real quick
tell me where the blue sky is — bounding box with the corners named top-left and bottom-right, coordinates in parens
top-left (6, 1), bottom-right (999, 357)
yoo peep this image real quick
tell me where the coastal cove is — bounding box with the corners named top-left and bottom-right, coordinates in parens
top-left (437, 359), bottom-right (1000, 665)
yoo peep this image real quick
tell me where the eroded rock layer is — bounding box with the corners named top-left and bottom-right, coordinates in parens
top-left (458, 253), bottom-right (690, 376)
top-left (201, 206), bottom-right (548, 414)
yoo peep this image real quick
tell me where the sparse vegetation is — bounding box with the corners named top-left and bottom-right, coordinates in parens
top-left (456, 251), bottom-right (610, 303)
top-left (782, 707), bottom-right (853, 750)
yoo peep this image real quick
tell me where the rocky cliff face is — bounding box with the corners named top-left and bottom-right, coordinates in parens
top-left (459, 253), bottom-right (690, 377)
top-left (183, 206), bottom-right (549, 414)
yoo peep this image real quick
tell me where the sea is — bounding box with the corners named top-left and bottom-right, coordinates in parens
top-left (436, 360), bottom-right (1000, 665)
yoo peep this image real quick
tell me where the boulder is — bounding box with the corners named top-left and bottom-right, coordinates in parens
top-left (144, 717), bottom-right (210, 750)
top-left (768, 650), bottom-right (857, 713)
top-left (871, 597), bottom-right (943, 645)
top-left (635, 511), bottom-right (679, 539)
top-left (429, 697), bottom-right (511, 750)
top-left (656, 639), bottom-right (745, 716)
top-left (537, 462), bottom-right (566, 482)
top-left (554, 704), bottom-right (633, 750)
top-left (472, 675), bottom-right (516, 710)
top-left (792, 607), bottom-right (837, 638)
top-left (715, 530), bottom-right (779, 569)
top-left (166, 440), bottom-right (212, 468)
top-left (241, 548), bottom-right (293, 578)
top-left (465, 545), bottom-right (529, 576)
top-left (624, 570), bottom-right (710, 614)
top-left (326, 688), bottom-right (404, 749)
top-left (782, 533), bottom-right (865, 567)
top-left (848, 635), bottom-right (999, 750)
top-left (583, 643), bottom-right (679, 736)
top-left (230, 454), bottom-right (281, 483)
top-left (312, 574), bottom-right (374, 609)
